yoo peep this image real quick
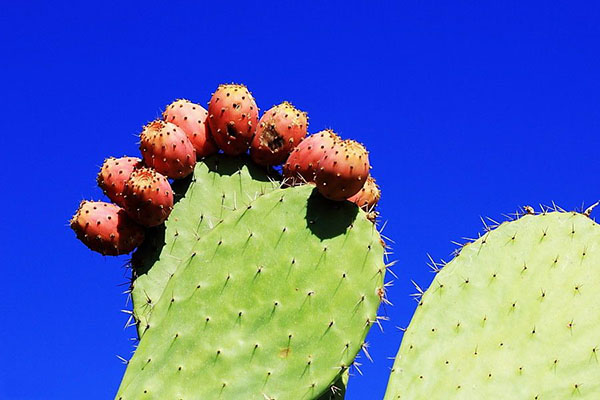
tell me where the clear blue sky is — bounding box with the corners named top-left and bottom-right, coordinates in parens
top-left (2, 1), bottom-right (600, 399)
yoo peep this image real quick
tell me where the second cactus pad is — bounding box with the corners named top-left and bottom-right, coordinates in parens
top-left (117, 185), bottom-right (385, 399)
top-left (385, 211), bottom-right (600, 399)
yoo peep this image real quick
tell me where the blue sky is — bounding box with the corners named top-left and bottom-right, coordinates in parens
top-left (2, 1), bottom-right (600, 399)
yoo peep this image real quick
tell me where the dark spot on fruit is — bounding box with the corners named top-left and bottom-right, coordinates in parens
top-left (226, 124), bottom-right (238, 137)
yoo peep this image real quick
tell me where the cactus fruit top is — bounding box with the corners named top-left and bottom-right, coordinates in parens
top-left (162, 99), bottom-right (218, 158)
top-left (283, 129), bottom-right (339, 184)
top-left (385, 210), bottom-right (600, 399)
top-left (315, 139), bottom-right (370, 201)
top-left (97, 156), bottom-right (143, 207)
top-left (123, 167), bottom-right (173, 227)
top-left (70, 201), bottom-right (144, 255)
top-left (250, 101), bottom-right (308, 166)
top-left (348, 175), bottom-right (380, 211)
top-left (139, 120), bottom-right (196, 179)
top-left (207, 83), bottom-right (259, 155)
top-left (117, 185), bottom-right (385, 400)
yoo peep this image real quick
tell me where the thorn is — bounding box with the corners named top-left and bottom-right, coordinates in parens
top-left (584, 201), bottom-right (599, 217)
top-left (410, 280), bottom-right (425, 300)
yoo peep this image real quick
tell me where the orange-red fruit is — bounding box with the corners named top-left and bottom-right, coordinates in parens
top-left (283, 130), bottom-right (339, 184)
top-left (315, 139), bottom-right (370, 201)
top-left (139, 120), bottom-right (196, 179)
top-left (162, 99), bottom-right (218, 158)
top-left (70, 201), bottom-right (145, 256)
top-left (123, 167), bottom-right (174, 227)
top-left (207, 83), bottom-right (259, 155)
top-left (250, 101), bottom-right (308, 166)
top-left (97, 156), bottom-right (143, 207)
top-left (347, 175), bottom-right (380, 210)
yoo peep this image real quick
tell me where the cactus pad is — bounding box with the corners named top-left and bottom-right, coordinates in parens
top-left (118, 185), bottom-right (385, 399)
top-left (385, 211), bottom-right (600, 399)
top-left (130, 155), bottom-right (279, 337)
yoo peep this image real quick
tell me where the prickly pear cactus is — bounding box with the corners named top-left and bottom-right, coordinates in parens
top-left (130, 155), bottom-right (279, 337)
top-left (385, 210), bottom-right (600, 399)
top-left (118, 184), bottom-right (385, 400)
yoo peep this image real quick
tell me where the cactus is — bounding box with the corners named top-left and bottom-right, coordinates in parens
top-left (162, 99), bottom-right (218, 158)
top-left (70, 201), bottom-right (144, 255)
top-left (130, 155), bottom-right (280, 337)
top-left (139, 120), bottom-right (196, 179)
top-left (385, 209), bottom-right (600, 399)
top-left (250, 101), bottom-right (308, 166)
top-left (97, 156), bottom-right (143, 207)
top-left (207, 83), bottom-right (259, 155)
top-left (123, 167), bottom-right (174, 227)
top-left (117, 183), bottom-right (385, 399)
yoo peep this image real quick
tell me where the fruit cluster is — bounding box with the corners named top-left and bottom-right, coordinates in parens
top-left (70, 83), bottom-right (381, 256)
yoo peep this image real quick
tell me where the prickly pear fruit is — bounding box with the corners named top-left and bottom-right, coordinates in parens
top-left (123, 167), bottom-right (174, 227)
top-left (96, 156), bottom-right (143, 207)
top-left (348, 175), bottom-right (380, 211)
top-left (315, 139), bottom-right (370, 201)
top-left (162, 99), bottom-right (218, 158)
top-left (283, 129), bottom-right (339, 184)
top-left (139, 120), bottom-right (196, 179)
top-left (207, 83), bottom-right (259, 155)
top-left (250, 101), bottom-right (308, 166)
top-left (70, 201), bottom-right (145, 256)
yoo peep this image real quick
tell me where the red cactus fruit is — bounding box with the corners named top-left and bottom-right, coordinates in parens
top-left (70, 201), bottom-right (145, 256)
top-left (123, 167), bottom-right (174, 227)
top-left (207, 83), bottom-right (259, 155)
top-left (139, 120), bottom-right (196, 179)
top-left (347, 175), bottom-right (380, 211)
top-left (283, 129), bottom-right (339, 184)
top-left (250, 101), bottom-right (308, 166)
top-left (162, 99), bottom-right (218, 158)
top-left (97, 156), bottom-right (143, 207)
top-left (315, 139), bottom-right (370, 201)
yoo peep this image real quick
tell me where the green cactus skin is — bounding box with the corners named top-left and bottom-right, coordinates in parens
top-left (117, 185), bottom-right (385, 400)
top-left (130, 155), bottom-right (279, 338)
top-left (385, 211), bottom-right (600, 399)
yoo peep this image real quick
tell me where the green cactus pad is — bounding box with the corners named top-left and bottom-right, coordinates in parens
top-left (130, 155), bottom-right (279, 337)
top-left (385, 211), bottom-right (600, 399)
top-left (117, 185), bottom-right (385, 400)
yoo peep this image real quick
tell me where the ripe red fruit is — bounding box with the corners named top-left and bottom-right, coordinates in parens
top-left (70, 201), bottom-right (145, 255)
top-left (207, 83), bottom-right (259, 155)
top-left (347, 175), bottom-right (380, 211)
top-left (123, 167), bottom-right (174, 227)
top-left (315, 139), bottom-right (370, 201)
top-left (97, 156), bottom-right (143, 207)
top-left (139, 120), bottom-right (196, 179)
top-left (283, 130), bottom-right (339, 184)
top-left (250, 101), bottom-right (308, 166)
top-left (162, 99), bottom-right (218, 158)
